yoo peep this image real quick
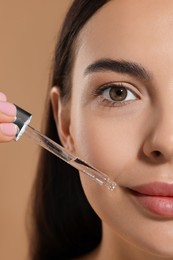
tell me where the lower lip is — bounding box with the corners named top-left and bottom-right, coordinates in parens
top-left (130, 190), bottom-right (173, 217)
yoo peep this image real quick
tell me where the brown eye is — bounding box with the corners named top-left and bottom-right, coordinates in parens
top-left (97, 83), bottom-right (137, 104)
top-left (109, 87), bottom-right (127, 101)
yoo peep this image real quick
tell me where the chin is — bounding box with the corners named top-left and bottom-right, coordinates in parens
top-left (133, 238), bottom-right (173, 259)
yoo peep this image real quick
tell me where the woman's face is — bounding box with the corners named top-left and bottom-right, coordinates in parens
top-left (58, 0), bottom-right (173, 258)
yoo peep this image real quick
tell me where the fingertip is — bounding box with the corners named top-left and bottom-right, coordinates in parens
top-left (0, 102), bottom-right (17, 116)
top-left (0, 135), bottom-right (15, 143)
top-left (0, 92), bottom-right (7, 102)
top-left (0, 123), bottom-right (18, 137)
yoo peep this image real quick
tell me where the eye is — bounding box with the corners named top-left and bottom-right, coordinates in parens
top-left (95, 82), bottom-right (138, 106)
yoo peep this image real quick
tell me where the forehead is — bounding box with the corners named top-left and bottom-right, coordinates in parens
top-left (74, 0), bottom-right (173, 73)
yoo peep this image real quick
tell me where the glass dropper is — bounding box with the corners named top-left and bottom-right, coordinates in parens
top-left (14, 105), bottom-right (117, 191)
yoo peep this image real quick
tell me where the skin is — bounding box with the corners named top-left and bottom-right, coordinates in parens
top-left (51, 1), bottom-right (173, 259)
top-left (2, 0), bottom-right (173, 259)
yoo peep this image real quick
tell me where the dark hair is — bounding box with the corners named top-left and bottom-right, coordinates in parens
top-left (31, 1), bottom-right (110, 259)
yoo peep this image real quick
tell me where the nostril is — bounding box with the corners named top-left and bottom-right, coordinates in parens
top-left (151, 150), bottom-right (162, 157)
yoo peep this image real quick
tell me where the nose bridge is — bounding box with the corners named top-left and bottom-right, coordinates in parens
top-left (143, 101), bottom-right (173, 161)
top-left (153, 108), bottom-right (173, 145)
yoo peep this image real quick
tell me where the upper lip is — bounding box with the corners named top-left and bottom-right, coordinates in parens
top-left (130, 182), bottom-right (173, 196)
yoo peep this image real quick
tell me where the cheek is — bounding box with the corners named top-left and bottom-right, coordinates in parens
top-left (69, 108), bottom-right (173, 257)
top-left (70, 111), bottom-right (141, 182)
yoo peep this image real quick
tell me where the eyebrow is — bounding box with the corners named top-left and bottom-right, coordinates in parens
top-left (84, 58), bottom-right (152, 81)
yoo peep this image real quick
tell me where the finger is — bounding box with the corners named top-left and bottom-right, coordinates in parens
top-left (0, 101), bottom-right (16, 116)
top-left (0, 123), bottom-right (18, 142)
top-left (0, 92), bottom-right (7, 102)
top-left (0, 112), bottom-right (16, 123)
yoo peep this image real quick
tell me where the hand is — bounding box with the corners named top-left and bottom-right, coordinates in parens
top-left (0, 92), bottom-right (18, 142)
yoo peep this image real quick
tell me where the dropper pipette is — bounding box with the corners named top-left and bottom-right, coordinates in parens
top-left (14, 105), bottom-right (117, 191)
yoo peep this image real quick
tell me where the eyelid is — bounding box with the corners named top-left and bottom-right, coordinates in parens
top-left (95, 82), bottom-right (140, 96)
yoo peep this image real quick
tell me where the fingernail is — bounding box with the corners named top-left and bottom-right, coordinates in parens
top-left (0, 92), bottom-right (7, 102)
top-left (0, 123), bottom-right (18, 136)
top-left (0, 102), bottom-right (16, 116)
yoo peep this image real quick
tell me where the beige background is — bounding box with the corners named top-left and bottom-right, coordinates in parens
top-left (0, 1), bottom-right (71, 259)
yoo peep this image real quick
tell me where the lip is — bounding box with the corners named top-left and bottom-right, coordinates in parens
top-left (129, 182), bottom-right (173, 217)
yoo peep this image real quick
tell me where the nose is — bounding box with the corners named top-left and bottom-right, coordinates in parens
top-left (142, 109), bottom-right (173, 163)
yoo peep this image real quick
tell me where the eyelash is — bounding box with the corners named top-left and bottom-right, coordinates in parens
top-left (94, 82), bottom-right (139, 107)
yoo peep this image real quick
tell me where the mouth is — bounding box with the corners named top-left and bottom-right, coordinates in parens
top-left (128, 182), bottom-right (173, 218)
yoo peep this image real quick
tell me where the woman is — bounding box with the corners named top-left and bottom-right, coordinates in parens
top-left (1, 0), bottom-right (173, 259)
